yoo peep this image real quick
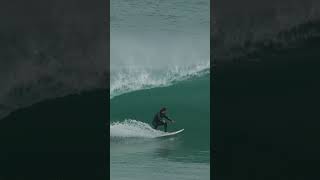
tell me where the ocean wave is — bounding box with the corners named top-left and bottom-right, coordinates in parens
top-left (110, 61), bottom-right (209, 99)
top-left (110, 119), bottom-right (169, 139)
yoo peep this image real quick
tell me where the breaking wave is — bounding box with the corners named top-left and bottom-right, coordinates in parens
top-left (110, 61), bottom-right (209, 99)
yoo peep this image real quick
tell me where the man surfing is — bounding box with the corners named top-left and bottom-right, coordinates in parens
top-left (152, 107), bottom-right (175, 132)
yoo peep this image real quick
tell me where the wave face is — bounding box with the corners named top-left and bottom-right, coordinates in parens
top-left (110, 0), bottom-right (210, 179)
top-left (110, 74), bottom-right (210, 179)
top-left (110, 73), bottom-right (210, 141)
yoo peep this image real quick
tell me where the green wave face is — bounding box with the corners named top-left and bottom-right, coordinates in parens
top-left (110, 0), bottom-right (210, 178)
top-left (111, 74), bottom-right (210, 144)
top-left (111, 74), bottom-right (210, 180)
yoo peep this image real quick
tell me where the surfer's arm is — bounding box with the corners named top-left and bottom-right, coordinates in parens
top-left (164, 115), bottom-right (173, 122)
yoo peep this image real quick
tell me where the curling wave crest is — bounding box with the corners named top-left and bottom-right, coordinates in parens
top-left (110, 61), bottom-right (209, 99)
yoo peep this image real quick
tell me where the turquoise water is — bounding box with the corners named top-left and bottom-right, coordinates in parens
top-left (110, 0), bottom-right (210, 179)
top-left (110, 74), bottom-right (210, 180)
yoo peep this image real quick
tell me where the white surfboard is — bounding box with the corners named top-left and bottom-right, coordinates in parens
top-left (157, 129), bottom-right (184, 138)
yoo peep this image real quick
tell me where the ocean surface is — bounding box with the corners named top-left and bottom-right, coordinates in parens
top-left (110, 0), bottom-right (210, 179)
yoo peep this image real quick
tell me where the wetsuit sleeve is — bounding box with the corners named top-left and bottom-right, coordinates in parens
top-left (163, 115), bottom-right (172, 122)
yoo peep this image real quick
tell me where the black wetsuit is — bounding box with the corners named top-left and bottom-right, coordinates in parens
top-left (152, 112), bottom-right (172, 132)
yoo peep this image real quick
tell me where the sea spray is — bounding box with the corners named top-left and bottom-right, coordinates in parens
top-left (110, 61), bottom-right (209, 99)
top-left (110, 119), bottom-right (169, 139)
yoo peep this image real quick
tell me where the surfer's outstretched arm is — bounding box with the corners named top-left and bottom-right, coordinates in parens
top-left (164, 115), bottom-right (173, 122)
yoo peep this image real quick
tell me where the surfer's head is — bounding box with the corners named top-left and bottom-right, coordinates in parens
top-left (160, 107), bottom-right (167, 113)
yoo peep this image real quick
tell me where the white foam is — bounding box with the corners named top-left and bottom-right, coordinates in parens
top-left (110, 61), bottom-right (209, 99)
top-left (110, 119), bottom-right (167, 138)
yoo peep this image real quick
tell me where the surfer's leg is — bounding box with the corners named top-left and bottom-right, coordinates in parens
top-left (152, 121), bottom-right (158, 129)
top-left (164, 122), bottom-right (167, 132)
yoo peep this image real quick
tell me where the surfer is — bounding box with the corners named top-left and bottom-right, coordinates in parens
top-left (152, 107), bottom-right (175, 132)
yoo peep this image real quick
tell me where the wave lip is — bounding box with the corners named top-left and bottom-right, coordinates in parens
top-left (110, 61), bottom-right (210, 99)
top-left (110, 119), bottom-right (168, 139)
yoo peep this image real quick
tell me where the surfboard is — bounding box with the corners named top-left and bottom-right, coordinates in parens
top-left (157, 129), bottom-right (184, 138)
